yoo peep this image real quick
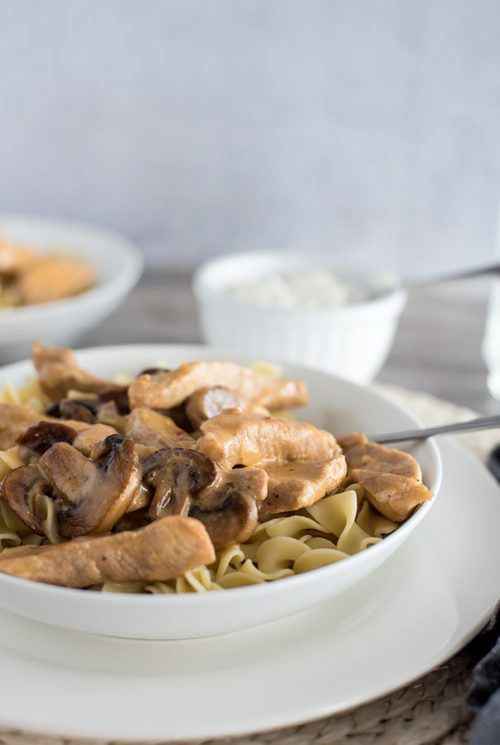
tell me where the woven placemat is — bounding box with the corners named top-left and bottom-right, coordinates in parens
top-left (0, 386), bottom-right (498, 745)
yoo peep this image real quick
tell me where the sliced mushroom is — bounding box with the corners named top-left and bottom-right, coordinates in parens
top-left (128, 360), bottom-right (308, 411)
top-left (140, 446), bottom-right (268, 547)
top-left (99, 386), bottom-right (130, 415)
top-left (0, 403), bottom-right (45, 450)
top-left (198, 411), bottom-right (341, 468)
top-left (0, 516), bottom-right (215, 588)
top-left (185, 386), bottom-right (243, 429)
top-left (17, 421), bottom-right (77, 463)
top-left (45, 398), bottom-right (99, 424)
top-left (1, 464), bottom-right (53, 535)
top-left (35, 434), bottom-right (141, 537)
top-left (112, 507), bottom-right (150, 533)
top-left (188, 467), bottom-right (268, 546)
top-left (32, 342), bottom-right (126, 400)
top-left (143, 448), bottom-right (218, 519)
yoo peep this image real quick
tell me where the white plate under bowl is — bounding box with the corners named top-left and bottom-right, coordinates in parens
top-left (0, 344), bottom-right (440, 640)
top-left (0, 215), bottom-right (143, 360)
top-left (0, 438), bottom-right (496, 742)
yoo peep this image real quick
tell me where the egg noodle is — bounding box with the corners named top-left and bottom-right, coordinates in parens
top-left (0, 378), bottom-right (398, 593)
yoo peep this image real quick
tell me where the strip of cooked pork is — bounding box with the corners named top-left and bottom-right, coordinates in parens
top-left (338, 432), bottom-right (433, 521)
top-left (259, 456), bottom-right (347, 514)
top-left (32, 342), bottom-right (122, 400)
top-left (0, 516), bottom-right (215, 587)
top-left (0, 237), bottom-right (38, 274)
top-left (124, 407), bottom-right (195, 450)
top-left (337, 433), bottom-right (422, 480)
top-left (19, 257), bottom-right (95, 305)
top-left (128, 361), bottom-right (308, 411)
top-left (350, 469), bottom-right (433, 522)
top-left (197, 411), bottom-right (341, 468)
top-left (0, 403), bottom-right (117, 452)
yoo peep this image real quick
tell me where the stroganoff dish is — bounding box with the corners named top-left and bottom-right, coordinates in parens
top-left (0, 234), bottom-right (95, 308)
top-left (0, 344), bottom-right (433, 593)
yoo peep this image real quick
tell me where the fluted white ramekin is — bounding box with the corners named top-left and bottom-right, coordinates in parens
top-left (193, 252), bottom-right (407, 384)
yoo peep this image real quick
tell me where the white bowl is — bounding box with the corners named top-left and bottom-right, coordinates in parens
top-left (0, 344), bottom-right (441, 640)
top-left (0, 215), bottom-right (143, 360)
top-left (193, 251), bottom-right (407, 383)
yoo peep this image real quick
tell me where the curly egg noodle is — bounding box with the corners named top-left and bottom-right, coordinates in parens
top-left (0, 378), bottom-right (398, 593)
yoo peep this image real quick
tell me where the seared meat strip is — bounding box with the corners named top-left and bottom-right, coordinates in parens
top-left (197, 411), bottom-right (341, 468)
top-left (337, 432), bottom-right (422, 480)
top-left (0, 516), bottom-right (215, 587)
top-left (350, 469), bottom-right (432, 522)
top-left (0, 403), bottom-right (116, 452)
top-left (128, 361), bottom-right (308, 411)
top-left (0, 237), bottom-right (38, 275)
top-left (260, 456), bottom-right (347, 514)
top-left (32, 342), bottom-right (124, 400)
top-left (19, 257), bottom-right (95, 305)
top-left (124, 407), bottom-right (195, 450)
top-left (338, 432), bottom-right (433, 521)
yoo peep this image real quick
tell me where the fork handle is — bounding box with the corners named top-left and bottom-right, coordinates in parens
top-left (369, 415), bottom-right (500, 444)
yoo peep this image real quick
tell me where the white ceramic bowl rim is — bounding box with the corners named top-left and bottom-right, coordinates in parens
top-left (0, 215), bottom-right (143, 327)
top-left (0, 344), bottom-right (442, 609)
top-left (193, 250), bottom-right (407, 318)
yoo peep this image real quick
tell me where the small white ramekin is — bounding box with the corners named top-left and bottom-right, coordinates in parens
top-left (193, 252), bottom-right (407, 384)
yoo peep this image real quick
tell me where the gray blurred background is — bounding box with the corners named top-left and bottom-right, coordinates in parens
top-left (1, 0), bottom-right (499, 275)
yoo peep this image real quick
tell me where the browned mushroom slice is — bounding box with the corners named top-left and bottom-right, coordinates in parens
top-left (17, 421), bottom-right (77, 462)
top-left (0, 403), bottom-right (44, 450)
top-left (128, 361), bottom-right (308, 411)
top-left (185, 386), bottom-right (244, 429)
top-left (124, 407), bottom-right (195, 450)
top-left (350, 469), bottom-right (433, 522)
top-left (259, 456), bottom-right (348, 514)
top-left (143, 448), bottom-right (218, 519)
top-left (1, 464), bottom-right (53, 535)
top-left (0, 516), bottom-right (215, 588)
top-left (32, 342), bottom-right (126, 400)
top-left (140, 446), bottom-right (268, 547)
top-left (37, 435), bottom-right (141, 537)
top-left (45, 398), bottom-right (100, 424)
top-left (197, 411), bottom-right (341, 468)
top-left (189, 467), bottom-right (268, 547)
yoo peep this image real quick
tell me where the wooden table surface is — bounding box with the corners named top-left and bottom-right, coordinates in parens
top-left (78, 269), bottom-right (498, 416)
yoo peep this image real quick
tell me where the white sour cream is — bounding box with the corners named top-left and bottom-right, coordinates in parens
top-left (228, 270), bottom-right (369, 309)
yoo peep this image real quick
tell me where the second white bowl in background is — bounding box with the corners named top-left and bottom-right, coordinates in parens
top-left (193, 252), bottom-right (407, 384)
top-left (0, 215), bottom-right (143, 361)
